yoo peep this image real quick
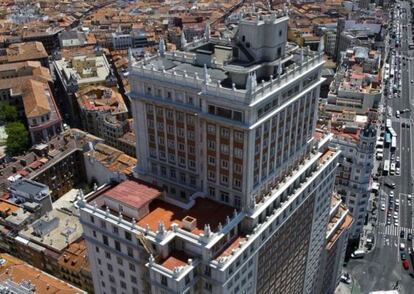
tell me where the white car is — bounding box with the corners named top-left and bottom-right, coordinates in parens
top-left (396, 199), bottom-right (400, 205)
top-left (395, 220), bottom-right (399, 226)
top-left (381, 204), bottom-right (386, 211)
top-left (396, 167), bottom-right (400, 175)
top-left (408, 194), bottom-right (412, 200)
top-left (390, 191), bottom-right (394, 198)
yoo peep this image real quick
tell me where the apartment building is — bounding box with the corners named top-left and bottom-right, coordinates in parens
top-left (0, 42), bottom-right (49, 66)
top-left (80, 8), bottom-right (342, 294)
top-left (76, 86), bottom-right (129, 148)
top-left (0, 253), bottom-right (86, 293)
top-left (0, 61), bottom-right (63, 144)
top-left (331, 124), bottom-right (376, 239)
top-left (316, 194), bottom-right (353, 294)
top-left (53, 50), bottom-right (116, 126)
top-left (327, 47), bottom-right (382, 113)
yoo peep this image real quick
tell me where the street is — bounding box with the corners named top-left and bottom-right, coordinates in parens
top-left (345, 1), bottom-right (414, 293)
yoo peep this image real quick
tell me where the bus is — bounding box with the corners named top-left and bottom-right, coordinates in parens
top-left (385, 133), bottom-right (391, 147)
top-left (389, 127), bottom-right (397, 138)
top-left (386, 119), bottom-right (392, 129)
top-left (383, 159), bottom-right (390, 175)
top-left (391, 136), bottom-right (397, 151)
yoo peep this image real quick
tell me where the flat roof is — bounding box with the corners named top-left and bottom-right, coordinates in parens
top-left (138, 197), bottom-right (234, 235)
top-left (103, 180), bottom-right (161, 209)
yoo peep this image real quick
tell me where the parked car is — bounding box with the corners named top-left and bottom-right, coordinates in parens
top-left (400, 230), bottom-right (405, 238)
top-left (402, 260), bottom-right (409, 270)
top-left (385, 181), bottom-right (396, 189)
top-left (408, 233), bottom-right (412, 241)
top-left (401, 252), bottom-right (407, 260)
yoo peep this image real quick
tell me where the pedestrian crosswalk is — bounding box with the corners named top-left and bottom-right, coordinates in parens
top-left (378, 225), bottom-right (414, 236)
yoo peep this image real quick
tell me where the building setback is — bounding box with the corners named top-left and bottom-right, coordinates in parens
top-left (80, 8), bottom-right (343, 294)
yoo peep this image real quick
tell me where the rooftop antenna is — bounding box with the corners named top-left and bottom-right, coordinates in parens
top-left (319, 36), bottom-right (325, 53)
top-left (181, 31), bottom-right (187, 48)
top-left (158, 37), bottom-right (166, 57)
top-left (204, 22), bottom-right (211, 41)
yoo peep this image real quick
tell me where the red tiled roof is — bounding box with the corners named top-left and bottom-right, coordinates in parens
top-left (28, 160), bottom-right (43, 170)
top-left (103, 180), bottom-right (161, 209)
top-left (161, 251), bottom-right (190, 270)
top-left (17, 170), bottom-right (29, 177)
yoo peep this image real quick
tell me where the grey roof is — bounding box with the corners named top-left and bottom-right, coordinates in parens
top-left (10, 179), bottom-right (47, 196)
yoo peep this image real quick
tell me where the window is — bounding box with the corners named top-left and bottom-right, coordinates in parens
top-left (129, 263), bottom-right (136, 271)
top-left (208, 156), bottom-right (216, 166)
top-left (119, 269), bottom-right (125, 278)
top-left (131, 275), bottom-right (138, 284)
top-left (220, 144), bottom-right (229, 154)
top-left (117, 257), bottom-right (123, 265)
top-left (113, 226), bottom-right (119, 235)
top-left (161, 276), bottom-right (168, 286)
top-left (208, 170), bottom-right (216, 181)
top-left (115, 240), bottom-right (121, 252)
top-left (221, 175), bottom-right (228, 185)
top-left (125, 231), bottom-right (132, 241)
top-left (221, 160), bottom-right (229, 169)
top-left (208, 140), bottom-right (216, 150)
top-left (221, 128), bottom-right (230, 138)
top-left (105, 251), bottom-right (111, 259)
top-left (127, 247), bottom-right (134, 258)
top-left (209, 187), bottom-right (215, 197)
top-left (90, 216), bottom-right (95, 223)
top-left (107, 263), bottom-right (113, 272)
top-left (221, 191), bottom-right (229, 203)
top-left (234, 148), bottom-right (243, 158)
top-left (102, 235), bottom-right (108, 246)
top-left (170, 168), bottom-right (176, 179)
top-left (234, 131), bottom-right (243, 142)
top-left (120, 281), bottom-right (126, 289)
top-left (207, 124), bottom-right (216, 134)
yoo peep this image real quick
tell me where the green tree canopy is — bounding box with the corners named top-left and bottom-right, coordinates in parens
top-left (0, 102), bottom-right (18, 124)
top-left (5, 122), bottom-right (29, 156)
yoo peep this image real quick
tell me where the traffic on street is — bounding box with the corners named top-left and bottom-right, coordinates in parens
top-left (345, 1), bottom-right (414, 293)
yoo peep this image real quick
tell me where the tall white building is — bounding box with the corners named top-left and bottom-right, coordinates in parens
top-left (332, 124), bottom-right (376, 239)
top-left (79, 8), bottom-right (342, 294)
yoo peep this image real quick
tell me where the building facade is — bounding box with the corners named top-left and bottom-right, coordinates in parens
top-left (332, 125), bottom-right (376, 239)
top-left (80, 9), bottom-right (341, 294)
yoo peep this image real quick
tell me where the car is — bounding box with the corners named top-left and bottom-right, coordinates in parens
top-left (408, 233), bottom-right (412, 241)
top-left (401, 252), bottom-right (407, 260)
top-left (396, 110), bottom-right (400, 118)
top-left (396, 167), bottom-right (400, 175)
top-left (400, 243), bottom-right (406, 250)
top-left (395, 220), bottom-right (399, 226)
top-left (390, 191), bottom-right (395, 198)
top-left (408, 194), bottom-right (412, 200)
top-left (401, 230), bottom-right (405, 238)
top-left (387, 218), bottom-right (392, 225)
top-left (381, 204), bottom-right (386, 211)
top-left (411, 80), bottom-right (413, 83)
top-left (403, 260), bottom-right (409, 270)
top-left (340, 273), bottom-right (351, 284)
top-left (385, 181), bottom-right (396, 189)
top-left (394, 214), bottom-right (399, 219)
top-left (396, 156), bottom-right (400, 162)
top-left (395, 199), bottom-right (400, 205)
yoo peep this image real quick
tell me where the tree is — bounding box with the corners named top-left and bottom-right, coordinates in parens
top-left (5, 122), bottom-right (29, 156)
top-left (0, 102), bottom-right (18, 124)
